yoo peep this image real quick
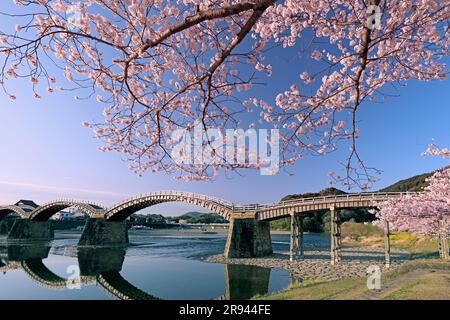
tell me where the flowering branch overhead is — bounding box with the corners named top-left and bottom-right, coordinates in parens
top-left (0, 0), bottom-right (448, 186)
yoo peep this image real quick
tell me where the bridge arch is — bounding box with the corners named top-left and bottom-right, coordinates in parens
top-left (105, 191), bottom-right (234, 221)
top-left (28, 200), bottom-right (105, 221)
top-left (21, 260), bottom-right (158, 298)
top-left (21, 259), bottom-right (77, 289)
top-left (96, 271), bottom-right (159, 300)
top-left (12, 254), bottom-right (158, 299)
top-left (0, 206), bottom-right (29, 221)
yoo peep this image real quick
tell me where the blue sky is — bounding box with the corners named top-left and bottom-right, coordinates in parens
top-left (0, 4), bottom-right (448, 215)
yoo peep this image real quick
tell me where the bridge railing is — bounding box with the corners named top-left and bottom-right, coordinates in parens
top-left (0, 205), bottom-right (29, 217)
top-left (109, 191), bottom-right (235, 210)
top-left (279, 192), bottom-right (414, 205)
top-left (9, 192), bottom-right (419, 216)
top-left (231, 192), bottom-right (417, 211)
top-left (32, 199), bottom-right (106, 212)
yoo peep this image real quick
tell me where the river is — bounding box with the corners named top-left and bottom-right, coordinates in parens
top-left (0, 229), bottom-right (330, 300)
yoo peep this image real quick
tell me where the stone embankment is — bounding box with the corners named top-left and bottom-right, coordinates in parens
top-left (208, 247), bottom-right (411, 281)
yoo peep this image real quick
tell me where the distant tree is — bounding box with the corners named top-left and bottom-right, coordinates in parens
top-left (303, 215), bottom-right (325, 233)
top-left (0, 1), bottom-right (448, 187)
top-left (189, 213), bottom-right (227, 224)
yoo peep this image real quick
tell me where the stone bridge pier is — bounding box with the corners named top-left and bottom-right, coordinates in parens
top-left (224, 213), bottom-right (272, 258)
top-left (78, 219), bottom-right (128, 246)
top-left (7, 220), bottom-right (54, 242)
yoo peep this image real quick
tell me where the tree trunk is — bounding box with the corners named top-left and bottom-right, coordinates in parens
top-left (438, 234), bottom-right (443, 258)
top-left (440, 233), bottom-right (449, 260)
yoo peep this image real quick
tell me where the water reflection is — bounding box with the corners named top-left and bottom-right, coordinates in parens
top-left (0, 243), bottom-right (287, 300)
top-left (1, 244), bottom-right (67, 289)
top-left (0, 244), bottom-right (159, 299)
top-left (77, 248), bottom-right (158, 300)
top-left (224, 264), bottom-right (270, 300)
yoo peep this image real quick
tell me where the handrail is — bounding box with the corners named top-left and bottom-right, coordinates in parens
top-left (107, 190), bottom-right (235, 211)
top-left (108, 191), bottom-right (418, 213)
top-left (12, 191), bottom-right (420, 216)
top-left (231, 192), bottom-right (417, 211)
top-left (29, 199), bottom-right (105, 214)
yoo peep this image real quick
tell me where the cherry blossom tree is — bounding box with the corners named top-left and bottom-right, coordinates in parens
top-left (0, 0), bottom-right (448, 185)
top-left (376, 168), bottom-right (450, 259)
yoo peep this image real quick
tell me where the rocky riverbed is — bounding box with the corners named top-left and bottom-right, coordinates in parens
top-left (207, 247), bottom-right (412, 281)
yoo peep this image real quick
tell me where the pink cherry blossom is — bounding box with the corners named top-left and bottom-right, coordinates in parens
top-left (376, 168), bottom-right (450, 258)
top-left (424, 142), bottom-right (450, 158)
top-left (0, 0), bottom-right (448, 184)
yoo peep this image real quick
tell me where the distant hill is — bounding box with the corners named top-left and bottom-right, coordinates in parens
top-left (281, 166), bottom-right (449, 201)
top-left (379, 172), bottom-right (432, 192)
top-left (380, 165), bottom-right (449, 192)
top-left (177, 211), bottom-right (204, 220)
top-left (170, 211), bottom-right (226, 224)
top-left (274, 166), bottom-right (449, 232)
top-left (281, 187), bottom-right (347, 202)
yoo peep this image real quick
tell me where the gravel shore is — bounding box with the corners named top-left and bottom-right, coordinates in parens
top-left (207, 247), bottom-right (412, 281)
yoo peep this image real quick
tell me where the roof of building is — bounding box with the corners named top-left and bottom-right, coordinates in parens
top-left (14, 200), bottom-right (39, 208)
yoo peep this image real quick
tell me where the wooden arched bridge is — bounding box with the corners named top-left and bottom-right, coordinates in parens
top-left (0, 191), bottom-right (413, 265)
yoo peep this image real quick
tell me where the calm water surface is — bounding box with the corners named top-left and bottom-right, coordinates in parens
top-left (0, 230), bottom-right (329, 300)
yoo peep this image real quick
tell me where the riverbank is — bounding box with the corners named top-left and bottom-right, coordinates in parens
top-left (208, 246), bottom-right (412, 281)
top-left (253, 259), bottom-right (450, 300)
top-left (208, 223), bottom-right (443, 282)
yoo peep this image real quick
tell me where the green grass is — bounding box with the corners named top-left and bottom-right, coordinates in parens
top-left (383, 279), bottom-right (429, 300)
top-left (340, 222), bottom-right (440, 255)
top-left (253, 259), bottom-right (450, 300)
top-left (341, 222), bottom-right (384, 240)
top-left (254, 278), bottom-right (366, 300)
top-left (390, 233), bottom-right (438, 254)
top-left (259, 222), bottom-right (447, 300)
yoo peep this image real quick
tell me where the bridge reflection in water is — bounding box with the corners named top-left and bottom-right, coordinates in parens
top-left (0, 244), bottom-right (275, 300)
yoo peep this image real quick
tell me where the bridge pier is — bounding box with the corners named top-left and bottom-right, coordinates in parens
top-left (384, 220), bottom-right (391, 268)
top-left (330, 206), bottom-right (342, 265)
top-left (7, 219), bottom-right (54, 242)
top-left (289, 214), bottom-right (304, 261)
top-left (224, 215), bottom-right (272, 258)
top-left (78, 219), bottom-right (128, 246)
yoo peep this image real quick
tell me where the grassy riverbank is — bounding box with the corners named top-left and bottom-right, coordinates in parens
top-left (253, 223), bottom-right (448, 300)
top-left (340, 222), bottom-right (439, 257)
top-left (254, 259), bottom-right (450, 300)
